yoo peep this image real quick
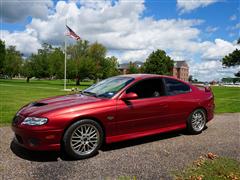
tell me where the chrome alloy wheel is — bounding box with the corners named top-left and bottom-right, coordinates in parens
top-left (70, 124), bottom-right (100, 155)
top-left (191, 111), bottom-right (205, 132)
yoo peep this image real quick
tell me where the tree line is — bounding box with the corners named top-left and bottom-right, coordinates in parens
top-left (0, 39), bottom-right (176, 85)
top-left (0, 39), bottom-right (120, 85)
top-left (1, 37), bottom-right (239, 85)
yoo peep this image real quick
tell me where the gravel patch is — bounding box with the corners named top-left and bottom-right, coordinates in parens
top-left (0, 113), bottom-right (239, 180)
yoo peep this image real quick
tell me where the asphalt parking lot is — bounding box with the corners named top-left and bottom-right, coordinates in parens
top-left (0, 113), bottom-right (239, 180)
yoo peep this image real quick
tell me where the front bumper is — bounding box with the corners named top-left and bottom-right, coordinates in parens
top-left (12, 126), bottom-right (62, 151)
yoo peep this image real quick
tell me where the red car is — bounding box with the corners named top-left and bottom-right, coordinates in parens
top-left (12, 74), bottom-right (214, 159)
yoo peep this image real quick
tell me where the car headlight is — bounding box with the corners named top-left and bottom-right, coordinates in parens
top-left (21, 117), bottom-right (48, 126)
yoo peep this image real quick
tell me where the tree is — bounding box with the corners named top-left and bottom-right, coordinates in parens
top-left (22, 58), bottom-right (34, 83)
top-left (3, 46), bottom-right (22, 78)
top-left (21, 43), bottom-right (65, 81)
top-left (235, 71), bottom-right (240, 77)
top-left (143, 49), bottom-right (174, 75)
top-left (188, 75), bottom-right (193, 82)
top-left (222, 77), bottom-right (240, 84)
top-left (48, 47), bottom-right (64, 79)
top-left (0, 39), bottom-right (6, 74)
top-left (222, 49), bottom-right (240, 67)
top-left (88, 42), bottom-right (107, 80)
top-left (67, 40), bottom-right (91, 85)
top-left (102, 56), bottom-right (119, 78)
top-left (68, 40), bottom-right (109, 85)
top-left (222, 48), bottom-right (240, 79)
top-left (237, 38), bottom-right (240, 44)
top-left (193, 78), bottom-right (198, 83)
top-left (128, 61), bottom-right (139, 74)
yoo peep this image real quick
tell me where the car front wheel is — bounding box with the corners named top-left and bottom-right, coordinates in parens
top-left (62, 119), bottom-right (103, 159)
top-left (187, 109), bottom-right (206, 134)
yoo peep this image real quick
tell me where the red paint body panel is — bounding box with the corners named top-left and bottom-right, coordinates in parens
top-left (12, 74), bottom-right (214, 151)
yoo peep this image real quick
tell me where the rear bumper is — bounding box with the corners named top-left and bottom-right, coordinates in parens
top-left (12, 126), bottom-right (62, 151)
top-left (206, 102), bottom-right (215, 122)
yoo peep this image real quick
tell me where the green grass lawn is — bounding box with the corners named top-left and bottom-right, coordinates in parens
top-left (0, 79), bottom-right (239, 125)
top-left (212, 86), bottom-right (240, 113)
top-left (0, 79), bottom-right (92, 125)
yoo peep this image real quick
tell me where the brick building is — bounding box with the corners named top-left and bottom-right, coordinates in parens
top-left (173, 61), bottom-right (189, 82)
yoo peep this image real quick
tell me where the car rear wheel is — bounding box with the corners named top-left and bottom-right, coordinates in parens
top-left (187, 109), bottom-right (206, 134)
top-left (62, 119), bottom-right (103, 159)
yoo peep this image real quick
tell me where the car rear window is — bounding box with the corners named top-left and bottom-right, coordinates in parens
top-left (164, 78), bottom-right (191, 95)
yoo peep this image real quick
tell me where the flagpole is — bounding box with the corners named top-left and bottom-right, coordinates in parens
top-left (64, 19), bottom-right (67, 91)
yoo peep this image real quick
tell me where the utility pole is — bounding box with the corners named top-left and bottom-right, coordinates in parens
top-left (64, 19), bottom-right (67, 90)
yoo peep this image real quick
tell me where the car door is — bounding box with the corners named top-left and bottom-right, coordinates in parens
top-left (162, 77), bottom-right (195, 127)
top-left (115, 78), bottom-right (169, 136)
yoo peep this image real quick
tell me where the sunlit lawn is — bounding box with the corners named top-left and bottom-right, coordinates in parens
top-left (0, 79), bottom-right (239, 125)
top-left (212, 86), bottom-right (240, 113)
top-left (0, 79), bottom-right (92, 125)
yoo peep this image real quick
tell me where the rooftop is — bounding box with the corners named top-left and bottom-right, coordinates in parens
top-left (174, 61), bottom-right (189, 68)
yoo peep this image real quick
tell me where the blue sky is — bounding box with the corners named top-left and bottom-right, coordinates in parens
top-left (143, 0), bottom-right (239, 42)
top-left (0, 0), bottom-right (239, 81)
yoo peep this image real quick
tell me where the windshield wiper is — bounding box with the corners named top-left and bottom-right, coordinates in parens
top-left (81, 91), bottom-right (98, 97)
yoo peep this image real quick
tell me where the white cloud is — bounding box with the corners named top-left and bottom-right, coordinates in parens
top-left (177, 0), bottom-right (219, 14)
top-left (230, 14), bottom-right (237, 21)
top-left (205, 26), bottom-right (218, 33)
top-left (234, 23), bottom-right (240, 29)
top-left (201, 39), bottom-right (239, 60)
top-left (229, 32), bottom-right (235, 37)
top-left (1, 0), bottom-right (53, 23)
top-left (189, 39), bottom-right (240, 81)
top-left (1, 0), bottom-right (238, 81)
top-left (25, 0), bottom-right (204, 55)
top-left (0, 30), bottom-right (41, 55)
top-left (190, 60), bottom-right (240, 81)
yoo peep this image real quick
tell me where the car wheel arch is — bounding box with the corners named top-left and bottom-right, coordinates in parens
top-left (61, 116), bottom-right (106, 145)
top-left (187, 107), bottom-right (208, 123)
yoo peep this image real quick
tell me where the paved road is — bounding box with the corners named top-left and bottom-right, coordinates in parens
top-left (0, 113), bottom-right (239, 180)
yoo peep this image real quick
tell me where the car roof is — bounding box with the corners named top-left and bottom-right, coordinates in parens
top-left (116, 74), bottom-right (174, 80)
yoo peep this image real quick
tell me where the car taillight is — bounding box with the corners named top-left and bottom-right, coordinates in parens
top-left (205, 86), bottom-right (211, 92)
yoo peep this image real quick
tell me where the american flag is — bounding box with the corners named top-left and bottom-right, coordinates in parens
top-left (66, 25), bottom-right (80, 40)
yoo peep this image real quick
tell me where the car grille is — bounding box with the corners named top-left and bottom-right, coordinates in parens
top-left (12, 115), bottom-right (24, 125)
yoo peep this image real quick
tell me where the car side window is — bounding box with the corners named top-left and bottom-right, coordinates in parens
top-left (126, 78), bottom-right (165, 99)
top-left (164, 78), bottom-right (191, 95)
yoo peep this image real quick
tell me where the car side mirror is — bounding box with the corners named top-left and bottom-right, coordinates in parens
top-left (121, 92), bottom-right (138, 100)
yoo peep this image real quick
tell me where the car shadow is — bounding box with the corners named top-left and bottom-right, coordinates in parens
top-left (10, 139), bottom-right (98, 162)
top-left (101, 126), bottom-right (208, 151)
top-left (10, 127), bottom-right (208, 162)
top-left (101, 129), bottom-right (186, 151)
top-left (10, 140), bottom-right (61, 162)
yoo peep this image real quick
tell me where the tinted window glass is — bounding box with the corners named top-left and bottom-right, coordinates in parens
top-left (83, 77), bottom-right (134, 98)
top-left (164, 78), bottom-right (190, 95)
top-left (126, 78), bottom-right (165, 99)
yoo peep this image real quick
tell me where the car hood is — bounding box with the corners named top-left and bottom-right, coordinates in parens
top-left (18, 94), bottom-right (105, 117)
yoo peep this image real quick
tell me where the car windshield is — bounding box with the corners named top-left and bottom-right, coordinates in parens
top-left (82, 76), bottom-right (134, 98)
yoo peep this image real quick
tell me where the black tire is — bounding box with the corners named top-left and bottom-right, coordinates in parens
top-left (187, 109), bottom-right (206, 134)
top-left (62, 119), bottom-right (103, 160)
